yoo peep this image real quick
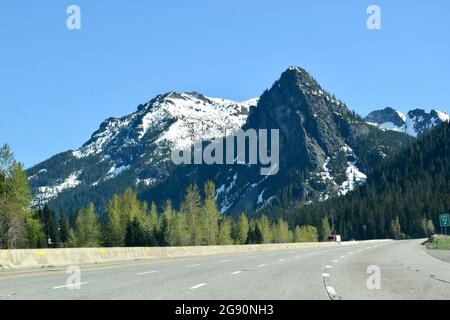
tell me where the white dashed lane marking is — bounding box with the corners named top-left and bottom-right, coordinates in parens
top-left (190, 283), bottom-right (207, 290)
top-left (231, 271), bottom-right (242, 275)
top-left (326, 286), bottom-right (337, 296)
top-left (137, 271), bottom-right (158, 276)
top-left (53, 282), bottom-right (89, 289)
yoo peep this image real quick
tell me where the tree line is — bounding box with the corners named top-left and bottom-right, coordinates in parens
top-left (35, 183), bottom-right (321, 248)
top-left (0, 145), bottom-right (43, 249)
top-left (1, 143), bottom-right (323, 249)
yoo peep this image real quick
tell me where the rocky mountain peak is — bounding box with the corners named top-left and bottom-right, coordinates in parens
top-left (365, 107), bottom-right (406, 127)
top-left (365, 107), bottom-right (449, 137)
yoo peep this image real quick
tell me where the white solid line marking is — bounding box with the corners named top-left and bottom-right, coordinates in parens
top-left (137, 271), bottom-right (158, 276)
top-left (326, 286), bottom-right (337, 296)
top-left (190, 283), bottom-right (207, 290)
top-left (231, 271), bottom-right (242, 275)
top-left (322, 273), bottom-right (330, 278)
top-left (53, 282), bottom-right (89, 289)
top-left (258, 264), bottom-right (266, 268)
top-left (186, 264), bottom-right (201, 268)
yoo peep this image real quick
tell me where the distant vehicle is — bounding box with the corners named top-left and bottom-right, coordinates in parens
top-left (327, 235), bottom-right (342, 242)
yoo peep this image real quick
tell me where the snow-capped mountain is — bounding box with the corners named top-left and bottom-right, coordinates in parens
top-left (207, 67), bottom-right (409, 213)
top-left (27, 92), bottom-right (257, 207)
top-left (27, 67), bottom-right (410, 215)
top-left (365, 107), bottom-right (449, 137)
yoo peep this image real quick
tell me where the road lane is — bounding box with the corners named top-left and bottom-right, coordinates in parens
top-left (1, 240), bottom-right (446, 300)
top-left (328, 240), bottom-right (450, 300)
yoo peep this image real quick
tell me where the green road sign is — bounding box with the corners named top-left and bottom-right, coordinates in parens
top-left (439, 214), bottom-right (450, 227)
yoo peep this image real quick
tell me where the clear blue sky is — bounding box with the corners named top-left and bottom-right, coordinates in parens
top-left (1, 0), bottom-right (449, 168)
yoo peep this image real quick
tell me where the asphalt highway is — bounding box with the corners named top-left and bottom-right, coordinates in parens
top-left (0, 239), bottom-right (449, 300)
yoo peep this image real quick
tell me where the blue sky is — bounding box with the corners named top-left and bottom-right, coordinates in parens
top-left (1, 0), bottom-right (449, 168)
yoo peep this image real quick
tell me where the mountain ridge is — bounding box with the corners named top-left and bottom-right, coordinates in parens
top-left (27, 67), bottom-right (411, 216)
top-left (365, 107), bottom-right (449, 137)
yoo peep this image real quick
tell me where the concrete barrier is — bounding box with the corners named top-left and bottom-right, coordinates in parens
top-left (0, 242), bottom-right (338, 271)
top-left (0, 240), bottom-right (393, 271)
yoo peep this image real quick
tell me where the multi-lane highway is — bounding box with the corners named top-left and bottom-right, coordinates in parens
top-left (0, 240), bottom-right (449, 300)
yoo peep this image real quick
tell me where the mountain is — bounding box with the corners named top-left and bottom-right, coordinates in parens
top-left (289, 122), bottom-right (450, 239)
top-left (27, 67), bottom-right (411, 216)
top-left (27, 92), bottom-right (257, 209)
top-left (195, 67), bottom-right (411, 214)
top-left (365, 107), bottom-right (449, 137)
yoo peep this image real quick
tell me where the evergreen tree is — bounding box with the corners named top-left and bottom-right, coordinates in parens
top-left (181, 184), bottom-right (202, 246)
top-left (105, 194), bottom-right (125, 247)
top-left (147, 202), bottom-right (159, 246)
top-left (273, 217), bottom-right (290, 243)
top-left (257, 215), bottom-right (273, 244)
top-left (170, 211), bottom-right (188, 246)
top-left (120, 188), bottom-right (147, 226)
top-left (24, 211), bottom-right (45, 248)
top-left (125, 218), bottom-right (145, 247)
top-left (236, 213), bottom-right (249, 245)
top-left (159, 200), bottom-right (175, 246)
top-left (218, 218), bottom-right (233, 245)
top-left (320, 217), bottom-right (331, 242)
top-left (38, 205), bottom-right (59, 247)
top-left (202, 181), bottom-right (219, 245)
top-left (0, 145), bottom-right (36, 249)
top-left (72, 203), bottom-right (101, 247)
top-left (58, 209), bottom-right (69, 246)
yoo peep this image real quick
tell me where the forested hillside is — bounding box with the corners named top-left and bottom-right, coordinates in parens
top-left (285, 122), bottom-right (450, 240)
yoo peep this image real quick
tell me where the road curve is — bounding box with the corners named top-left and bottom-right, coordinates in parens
top-left (0, 240), bottom-right (448, 300)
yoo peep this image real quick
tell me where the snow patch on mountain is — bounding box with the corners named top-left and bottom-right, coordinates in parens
top-left (71, 92), bottom-right (257, 159)
top-left (316, 145), bottom-right (367, 201)
top-left (435, 110), bottom-right (449, 123)
top-left (338, 145), bottom-right (367, 196)
top-left (152, 93), bottom-right (255, 150)
top-left (136, 177), bottom-right (157, 186)
top-left (32, 171), bottom-right (82, 206)
top-left (108, 165), bottom-right (130, 178)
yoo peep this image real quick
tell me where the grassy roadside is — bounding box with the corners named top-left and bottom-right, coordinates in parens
top-left (427, 236), bottom-right (450, 250)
